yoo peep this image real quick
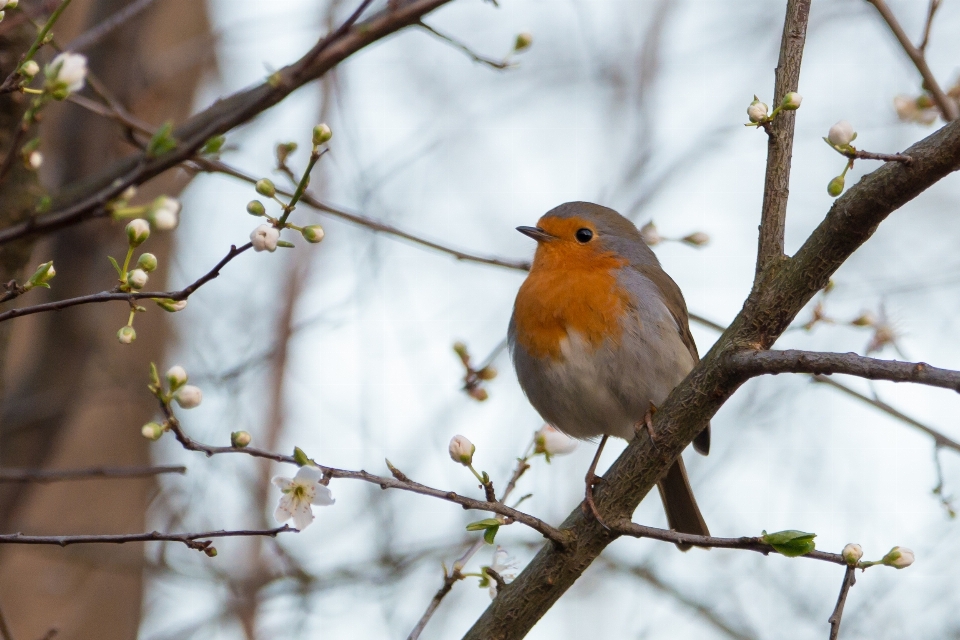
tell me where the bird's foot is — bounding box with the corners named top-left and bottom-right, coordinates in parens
top-left (634, 403), bottom-right (659, 451)
top-left (583, 472), bottom-right (610, 531)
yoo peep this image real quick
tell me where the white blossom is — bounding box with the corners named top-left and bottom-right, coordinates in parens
top-left (148, 196), bottom-right (181, 231)
top-left (534, 424), bottom-right (578, 459)
top-left (174, 384), bottom-right (202, 409)
top-left (841, 543), bottom-right (863, 565)
top-left (272, 465), bottom-right (335, 530)
top-left (827, 120), bottom-right (856, 147)
top-left (882, 546), bottom-right (915, 569)
top-left (46, 52), bottom-right (88, 94)
top-left (165, 365), bottom-right (188, 390)
top-left (251, 224), bottom-right (280, 252)
top-left (487, 546), bottom-right (517, 598)
top-left (894, 95), bottom-right (938, 125)
top-left (448, 434), bottom-right (475, 465)
top-left (747, 97), bottom-right (768, 123)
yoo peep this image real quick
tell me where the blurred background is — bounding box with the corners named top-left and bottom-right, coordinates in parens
top-left (1, 0), bottom-right (959, 638)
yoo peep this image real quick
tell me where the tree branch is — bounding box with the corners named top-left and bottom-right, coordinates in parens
top-left (728, 349), bottom-right (960, 392)
top-left (0, 465), bottom-right (186, 483)
top-left (0, 526), bottom-right (293, 553)
top-left (463, 49), bottom-right (960, 640)
top-left (827, 565), bottom-right (857, 640)
top-left (0, 243), bottom-right (251, 324)
top-left (864, 0), bottom-right (958, 121)
top-left (0, 0), bottom-right (458, 247)
top-left (755, 0), bottom-right (811, 280)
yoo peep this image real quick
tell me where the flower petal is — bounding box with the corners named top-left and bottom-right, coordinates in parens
top-left (295, 465), bottom-right (323, 483)
top-left (272, 476), bottom-right (294, 491)
top-left (311, 484), bottom-right (335, 506)
top-left (290, 500), bottom-right (315, 531)
top-left (274, 495), bottom-right (295, 524)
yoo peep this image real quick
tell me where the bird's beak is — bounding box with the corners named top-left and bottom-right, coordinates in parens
top-left (516, 226), bottom-right (555, 242)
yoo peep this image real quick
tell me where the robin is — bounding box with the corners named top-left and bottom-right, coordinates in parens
top-left (509, 201), bottom-right (710, 542)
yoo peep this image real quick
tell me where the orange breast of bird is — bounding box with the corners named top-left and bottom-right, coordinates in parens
top-left (513, 229), bottom-right (632, 361)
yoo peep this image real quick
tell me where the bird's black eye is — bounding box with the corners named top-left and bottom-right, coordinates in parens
top-left (575, 228), bottom-right (594, 243)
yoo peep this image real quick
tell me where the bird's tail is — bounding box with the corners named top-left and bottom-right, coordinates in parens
top-left (656, 456), bottom-right (709, 551)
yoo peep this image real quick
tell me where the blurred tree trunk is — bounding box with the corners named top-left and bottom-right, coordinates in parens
top-left (0, 1), bottom-right (213, 638)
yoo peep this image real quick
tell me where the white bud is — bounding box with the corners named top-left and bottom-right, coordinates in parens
top-left (165, 365), bottom-right (188, 390)
top-left (155, 298), bottom-right (187, 312)
top-left (841, 543), bottom-right (863, 565)
top-left (231, 431), bottom-right (252, 447)
top-left (639, 221), bottom-right (662, 246)
top-left (682, 231), bottom-right (710, 246)
top-left (827, 120), bottom-right (855, 147)
top-left (781, 92), bottom-right (802, 110)
top-left (747, 97), bottom-right (768, 123)
top-left (45, 52), bottom-right (88, 94)
top-left (174, 385), bottom-right (202, 409)
top-left (117, 326), bottom-right (136, 344)
top-left (27, 151), bottom-right (42, 170)
top-left (125, 219), bottom-right (150, 247)
top-left (148, 196), bottom-right (181, 231)
top-left (127, 268), bottom-right (148, 289)
top-left (20, 60), bottom-right (39, 77)
top-left (312, 123), bottom-right (332, 146)
top-left (141, 422), bottom-right (164, 441)
top-left (534, 424), bottom-right (578, 458)
top-left (301, 224), bottom-right (325, 243)
top-left (882, 546), bottom-right (915, 569)
top-left (448, 435), bottom-right (475, 466)
top-left (250, 224), bottom-right (280, 252)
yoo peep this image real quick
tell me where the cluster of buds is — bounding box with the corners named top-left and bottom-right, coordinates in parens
top-left (894, 80), bottom-right (960, 125)
top-left (639, 221), bottom-right (710, 248)
top-left (453, 341), bottom-right (497, 401)
top-left (110, 190), bottom-right (181, 231)
top-left (246, 124), bottom-right (331, 253)
top-left (745, 92), bottom-right (802, 127)
top-left (141, 364), bottom-right (203, 440)
top-left (823, 120), bottom-right (858, 197)
top-left (0, 0), bottom-right (18, 23)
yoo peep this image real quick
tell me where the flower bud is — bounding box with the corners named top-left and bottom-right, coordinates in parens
top-left (247, 200), bottom-right (266, 216)
top-left (747, 96), bottom-right (768, 123)
top-left (682, 232), bottom-right (709, 247)
top-left (26, 150), bottom-right (42, 170)
top-left (312, 123), bottom-right (332, 146)
top-left (117, 325), bottom-right (136, 344)
top-left (127, 268), bottom-right (148, 289)
top-left (165, 365), bottom-right (188, 391)
top-left (841, 543), bottom-right (863, 565)
top-left (827, 175), bottom-right (845, 197)
top-left (136, 253), bottom-right (158, 272)
top-left (155, 298), bottom-right (187, 312)
top-left (20, 60), bottom-right (39, 77)
top-left (881, 546), bottom-right (915, 569)
top-left (514, 31), bottom-right (533, 52)
top-left (827, 120), bottom-right (855, 147)
top-left (639, 221), bottom-right (662, 246)
top-left (25, 261), bottom-right (55, 290)
top-left (141, 422), bottom-right (164, 441)
top-left (781, 92), bottom-right (802, 110)
top-left (468, 387), bottom-right (489, 402)
top-left (44, 52), bottom-right (87, 97)
top-left (147, 196), bottom-right (181, 231)
top-left (476, 366), bottom-right (497, 381)
top-left (300, 224), bottom-right (325, 243)
top-left (255, 178), bottom-right (276, 197)
top-left (448, 435), bottom-right (475, 466)
top-left (231, 431), bottom-right (252, 448)
top-left (4, 1), bottom-right (18, 9)
top-left (126, 219), bottom-right (150, 247)
top-left (534, 424), bottom-right (578, 458)
top-left (850, 311), bottom-right (876, 327)
top-left (174, 385), bottom-right (202, 409)
top-left (250, 224), bottom-right (280, 252)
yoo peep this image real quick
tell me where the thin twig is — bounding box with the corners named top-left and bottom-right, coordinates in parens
top-left (0, 243), bottom-right (251, 324)
top-left (406, 568), bottom-right (460, 640)
top-left (417, 21), bottom-right (510, 69)
top-left (0, 526), bottom-right (293, 553)
top-left (827, 565), bottom-right (857, 640)
top-left (0, 465), bottom-right (186, 483)
top-left (918, 0), bottom-right (941, 53)
top-left (728, 349), bottom-right (960, 393)
top-left (754, 0), bottom-right (812, 281)
top-left (864, 0), bottom-right (958, 121)
top-left (842, 148), bottom-right (912, 164)
top-left (65, 0), bottom-right (162, 52)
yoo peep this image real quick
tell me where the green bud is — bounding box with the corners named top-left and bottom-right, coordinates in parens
top-left (514, 31), bottom-right (533, 52)
top-left (20, 60), bottom-right (38, 77)
top-left (141, 422), bottom-right (165, 441)
top-left (312, 123), bottom-right (332, 146)
top-left (255, 179), bottom-right (276, 198)
top-left (276, 142), bottom-right (297, 165)
top-left (117, 325), bottom-right (137, 344)
top-left (231, 431), bottom-right (252, 448)
top-left (203, 546), bottom-right (218, 557)
top-left (50, 86), bottom-right (69, 101)
top-left (155, 298), bottom-right (187, 312)
top-left (781, 92), bottom-right (802, 110)
top-left (246, 200), bottom-right (266, 216)
top-left (300, 224), bottom-right (325, 243)
top-left (136, 253), bottom-right (158, 272)
top-left (24, 260), bottom-right (55, 290)
top-left (125, 219), bottom-right (150, 247)
top-left (827, 175), bottom-right (845, 197)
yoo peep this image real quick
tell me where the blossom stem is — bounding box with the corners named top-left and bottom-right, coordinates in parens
top-left (277, 148), bottom-right (324, 227)
top-left (466, 463), bottom-right (486, 486)
top-left (126, 307), bottom-right (136, 327)
top-left (111, 206), bottom-right (147, 219)
top-left (22, 0), bottom-right (74, 65)
top-left (21, 87), bottom-right (43, 95)
top-left (119, 246), bottom-right (134, 285)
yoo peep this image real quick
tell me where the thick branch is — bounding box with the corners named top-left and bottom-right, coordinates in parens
top-left (728, 349), bottom-right (960, 392)
top-left (755, 0), bottom-right (811, 280)
top-left (0, 0), bottom-right (456, 246)
top-left (864, 0), bottom-right (958, 121)
top-left (463, 74), bottom-right (960, 640)
top-left (0, 465), bottom-right (186, 483)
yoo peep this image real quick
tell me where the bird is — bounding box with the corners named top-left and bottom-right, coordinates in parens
top-left (509, 201), bottom-right (710, 544)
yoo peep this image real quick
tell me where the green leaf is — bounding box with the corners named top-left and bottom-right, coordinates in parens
top-left (483, 525), bottom-right (499, 544)
top-left (107, 255), bottom-right (123, 277)
top-left (761, 529), bottom-right (817, 557)
top-left (201, 135), bottom-right (225, 155)
top-left (149, 362), bottom-right (160, 387)
top-left (293, 446), bottom-right (314, 467)
top-left (147, 121), bottom-right (177, 158)
top-left (466, 518), bottom-right (502, 532)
